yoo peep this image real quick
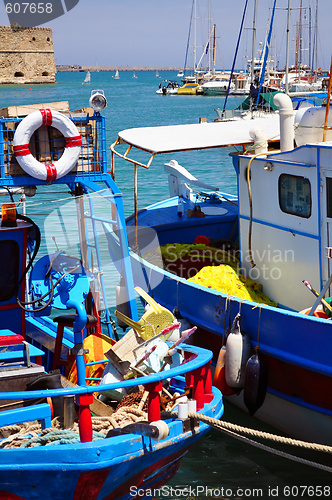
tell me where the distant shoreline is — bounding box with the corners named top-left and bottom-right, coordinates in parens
top-left (56, 65), bottom-right (188, 72)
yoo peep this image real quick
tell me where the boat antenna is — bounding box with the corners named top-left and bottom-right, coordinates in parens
top-left (221, 0), bottom-right (249, 117)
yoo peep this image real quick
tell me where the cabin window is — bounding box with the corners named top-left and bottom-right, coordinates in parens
top-left (0, 240), bottom-right (20, 301)
top-left (326, 178), bottom-right (332, 218)
top-left (278, 174), bottom-right (311, 218)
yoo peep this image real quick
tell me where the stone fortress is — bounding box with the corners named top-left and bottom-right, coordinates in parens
top-left (0, 25), bottom-right (56, 84)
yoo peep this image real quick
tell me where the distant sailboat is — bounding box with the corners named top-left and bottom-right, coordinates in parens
top-left (113, 70), bottom-right (120, 79)
top-left (82, 70), bottom-right (91, 84)
top-left (156, 70), bottom-right (161, 78)
top-left (133, 71), bottom-right (137, 78)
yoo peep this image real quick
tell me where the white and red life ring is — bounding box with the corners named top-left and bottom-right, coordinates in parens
top-left (13, 108), bottom-right (82, 181)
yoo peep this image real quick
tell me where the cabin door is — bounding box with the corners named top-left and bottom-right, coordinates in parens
top-left (320, 171), bottom-right (332, 293)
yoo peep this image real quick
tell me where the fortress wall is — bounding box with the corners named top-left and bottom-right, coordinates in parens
top-left (0, 26), bottom-right (56, 84)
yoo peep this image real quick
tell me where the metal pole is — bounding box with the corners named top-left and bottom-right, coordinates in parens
top-left (134, 163), bottom-right (138, 247)
top-left (208, 0), bottom-right (211, 73)
top-left (250, 0), bottom-right (258, 86)
top-left (322, 56), bottom-right (332, 143)
top-left (285, 0), bottom-right (291, 94)
top-left (315, 0), bottom-right (318, 81)
top-left (308, 6), bottom-right (311, 71)
top-left (194, 0), bottom-right (197, 73)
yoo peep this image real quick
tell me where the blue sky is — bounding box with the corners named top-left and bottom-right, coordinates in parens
top-left (0, 0), bottom-right (331, 70)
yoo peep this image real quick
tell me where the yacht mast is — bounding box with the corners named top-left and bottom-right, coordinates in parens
top-left (208, 0), bottom-right (212, 72)
top-left (285, 0), bottom-right (291, 94)
top-left (212, 24), bottom-right (216, 74)
top-left (194, 0), bottom-right (197, 72)
top-left (315, 0), bottom-right (318, 81)
top-left (250, 0), bottom-right (258, 86)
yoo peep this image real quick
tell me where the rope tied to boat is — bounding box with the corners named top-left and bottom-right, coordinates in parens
top-left (161, 411), bottom-right (332, 473)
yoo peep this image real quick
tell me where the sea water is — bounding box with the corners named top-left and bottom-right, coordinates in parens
top-left (0, 71), bottom-right (331, 500)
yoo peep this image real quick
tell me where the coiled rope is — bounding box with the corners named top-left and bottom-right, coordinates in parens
top-left (0, 407), bottom-right (147, 449)
top-left (161, 411), bottom-right (332, 473)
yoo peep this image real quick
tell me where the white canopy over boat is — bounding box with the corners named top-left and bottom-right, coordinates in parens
top-left (114, 113), bottom-right (282, 167)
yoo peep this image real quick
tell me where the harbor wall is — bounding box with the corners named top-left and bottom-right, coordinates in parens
top-left (0, 26), bottom-right (56, 84)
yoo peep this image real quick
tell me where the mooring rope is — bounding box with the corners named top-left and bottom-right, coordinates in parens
top-left (161, 411), bottom-right (332, 473)
top-left (1, 405), bottom-right (331, 473)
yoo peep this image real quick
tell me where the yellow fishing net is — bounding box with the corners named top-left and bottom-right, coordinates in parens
top-left (144, 243), bottom-right (276, 306)
top-left (188, 264), bottom-right (277, 306)
top-left (160, 243), bottom-right (238, 266)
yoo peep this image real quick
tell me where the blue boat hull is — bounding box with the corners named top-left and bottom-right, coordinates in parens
top-left (0, 389), bottom-right (223, 500)
top-left (124, 222), bottom-right (332, 445)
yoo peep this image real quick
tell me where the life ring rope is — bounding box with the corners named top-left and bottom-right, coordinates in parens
top-left (13, 108), bottom-right (82, 182)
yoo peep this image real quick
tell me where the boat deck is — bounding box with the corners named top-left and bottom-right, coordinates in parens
top-left (126, 194), bottom-right (239, 247)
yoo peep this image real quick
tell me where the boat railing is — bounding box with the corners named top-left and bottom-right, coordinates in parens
top-left (0, 343), bottom-right (214, 439)
top-left (214, 108), bottom-right (250, 120)
top-left (0, 343), bottom-right (212, 400)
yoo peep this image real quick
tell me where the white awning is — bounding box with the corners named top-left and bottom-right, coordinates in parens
top-left (117, 114), bottom-right (282, 154)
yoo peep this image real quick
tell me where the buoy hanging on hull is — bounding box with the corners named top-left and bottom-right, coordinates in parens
top-left (213, 345), bottom-right (236, 396)
top-left (244, 350), bottom-right (269, 415)
top-left (225, 313), bottom-right (251, 390)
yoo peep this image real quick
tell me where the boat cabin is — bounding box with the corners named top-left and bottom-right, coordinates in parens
top-left (235, 118), bottom-right (332, 312)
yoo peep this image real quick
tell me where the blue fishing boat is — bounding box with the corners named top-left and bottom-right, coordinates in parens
top-left (111, 91), bottom-right (332, 446)
top-left (0, 91), bottom-right (223, 499)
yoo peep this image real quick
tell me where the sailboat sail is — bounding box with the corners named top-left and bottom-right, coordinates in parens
top-left (114, 70), bottom-right (120, 79)
top-left (82, 71), bottom-right (91, 84)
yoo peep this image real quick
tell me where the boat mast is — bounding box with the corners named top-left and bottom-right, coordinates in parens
top-left (208, 0), bottom-right (212, 72)
top-left (183, 0), bottom-right (195, 76)
top-left (314, 0), bottom-right (318, 82)
top-left (285, 0), bottom-right (291, 94)
top-left (249, 0), bottom-right (258, 112)
top-left (222, 0), bottom-right (249, 116)
top-left (255, 0), bottom-right (277, 106)
top-left (212, 23), bottom-right (216, 74)
top-left (194, 0), bottom-right (197, 73)
top-left (299, 0), bottom-right (303, 69)
top-left (250, 0), bottom-right (258, 87)
top-left (308, 5), bottom-right (311, 71)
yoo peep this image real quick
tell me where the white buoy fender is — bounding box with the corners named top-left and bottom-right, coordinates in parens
top-left (225, 313), bottom-right (251, 390)
top-left (13, 108), bottom-right (82, 181)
